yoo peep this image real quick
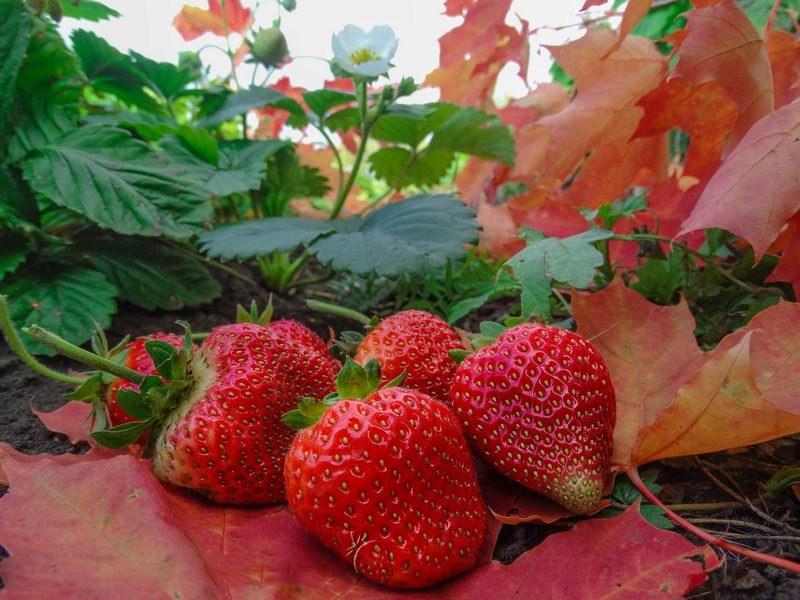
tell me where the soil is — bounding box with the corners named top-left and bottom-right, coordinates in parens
top-left (1, 267), bottom-right (799, 598)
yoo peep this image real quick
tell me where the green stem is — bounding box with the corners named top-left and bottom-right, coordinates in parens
top-left (23, 326), bottom-right (145, 384)
top-left (0, 296), bottom-right (86, 386)
top-left (314, 122), bottom-right (345, 194)
top-left (285, 270), bottom-right (335, 291)
top-left (328, 81), bottom-right (371, 220)
top-left (612, 234), bottom-right (782, 297)
top-left (666, 501), bottom-right (742, 512)
top-left (306, 299), bottom-right (372, 326)
top-left (280, 251), bottom-right (312, 291)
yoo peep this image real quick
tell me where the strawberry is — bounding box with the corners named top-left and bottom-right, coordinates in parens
top-left (149, 322), bottom-right (339, 503)
top-left (353, 310), bottom-right (464, 402)
top-left (267, 318), bottom-right (331, 356)
top-left (449, 323), bottom-right (615, 514)
top-left (283, 359), bottom-right (487, 589)
top-left (105, 332), bottom-right (184, 426)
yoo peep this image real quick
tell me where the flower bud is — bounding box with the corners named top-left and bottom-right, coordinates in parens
top-left (250, 27), bottom-right (289, 69)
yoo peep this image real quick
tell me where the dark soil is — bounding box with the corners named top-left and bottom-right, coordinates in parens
top-left (1, 267), bottom-right (799, 598)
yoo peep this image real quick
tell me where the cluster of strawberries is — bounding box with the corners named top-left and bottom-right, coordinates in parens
top-left (104, 309), bottom-right (615, 589)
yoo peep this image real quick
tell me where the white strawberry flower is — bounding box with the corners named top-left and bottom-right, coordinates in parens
top-left (331, 25), bottom-right (398, 78)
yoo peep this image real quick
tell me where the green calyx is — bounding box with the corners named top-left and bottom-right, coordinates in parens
top-left (282, 357), bottom-right (406, 430)
top-left (235, 297), bottom-right (274, 326)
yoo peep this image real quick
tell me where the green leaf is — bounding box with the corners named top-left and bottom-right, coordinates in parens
top-left (428, 107), bottom-right (515, 164)
top-left (5, 266), bottom-right (118, 355)
top-left (173, 126), bottom-right (220, 165)
top-left (326, 107), bottom-right (360, 131)
top-left (201, 218), bottom-right (337, 260)
top-left (312, 195), bottom-right (478, 277)
top-left (282, 397), bottom-right (335, 430)
top-left (84, 111), bottom-right (178, 141)
top-left (71, 30), bottom-right (160, 111)
top-left (115, 389), bottom-right (153, 420)
top-left (145, 340), bottom-right (178, 379)
top-left (765, 466), bottom-right (800, 496)
top-left (261, 146), bottom-right (330, 215)
top-left (0, 231), bottom-right (29, 281)
top-left (160, 135), bottom-right (289, 197)
top-left (91, 418), bottom-right (154, 448)
top-left (202, 195), bottom-right (478, 277)
top-left (77, 238), bottom-right (220, 311)
top-left (129, 50), bottom-right (195, 99)
top-left (582, 190), bottom-right (648, 229)
top-left (21, 126), bottom-right (212, 239)
top-left (15, 17), bottom-right (82, 107)
top-left (370, 147), bottom-right (454, 188)
top-left (0, 0), bottom-right (32, 139)
top-left (59, 0), bottom-right (120, 21)
top-left (336, 357), bottom-right (381, 399)
top-left (199, 87), bottom-right (305, 127)
top-left (302, 89), bottom-right (354, 118)
top-left (632, 0), bottom-right (690, 39)
top-left (371, 103), bottom-right (446, 146)
top-left (632, 251), bottom-right (686, 305)
top-left (65, 372), bottom-right (103, 402)
top-left (8, 101), bottom-right (77, 163)
top-left (0, 165), bottom-right (39, 228)
top-left (507, 229), bottom-right (613, 320)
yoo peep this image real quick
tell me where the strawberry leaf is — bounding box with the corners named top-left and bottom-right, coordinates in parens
top-left (91, 419), bottom-right (154, 448)
top-left (144, 341), bottom-right (177, 379)
top-left (65, 373), bottom-right (103, 403)
top-left (198, 87), bottom-right (305, 128)
top-left (116, 389), bottom-right (152, 421)
top-left (282, 397), bottom-right (335, 430)
top-left (0, 0), bottom-right (32, 135)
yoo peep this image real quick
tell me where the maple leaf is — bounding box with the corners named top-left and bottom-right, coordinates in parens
top-left (679, 99), bottom-right (800, 260)
top-left (32, 401), bottom-right (93, 445)
top-left (173, 0), bottom-right (252, 41)
top-left (634, 78), bottom-right (738, 179)
top-left (766, 220), bottom-right (800, 298)
top-left (573, 279), bottom-right (800, 470)
top-left (766, 29), bottom-right (800, 109)
top-left (254, 76), bottom-right (306, 139)
top-left (672, 0), bottom-right (773, 144)
top-left (0, 444), bottom-right (718, 598)
top-left (539, 29), bottom-right (666, 180)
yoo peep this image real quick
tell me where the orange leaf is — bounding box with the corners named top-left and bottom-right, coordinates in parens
top-left (32, 401), bottom-right (93, 445)
top-left (679, 99), bottom-right (800, 259)
top-left (173, 0), bottom-right (252, 41)
top-left (673, 0), bottom-right (773, 144)
top-left (539, 29), bottom-right (666, 179)
top-left (575, 281), bottom-right (800, 469)
top-left (0, 447), bottom-right (717, 597)
top-left (767, 223), bottom-right (800, 298)
top-left (573, 279), bottom-right (704, 469)
top-left (767, 29), bottom-right (800, 109)
top-left (617, 0), bottom-right (652, 46)
top-left (634, 78), bottom-right (738, 179)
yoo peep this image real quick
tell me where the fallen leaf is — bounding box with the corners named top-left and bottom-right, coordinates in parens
top-left (0, 446), bottom-right (717, 598)
top-left (766, 223), bottom-right (800, 298)
top-left (679, 99), bottom-right (800, 259)
top-left (32, 401), bottom-right (93, 445)
top-left (673, 0), bottom-right (773, 144)
top-left (575, 281), bottom-right (800, 469)
top-left (573, 279), bottom-right (703, 469)
top-left (173, 0), bottom-right (252, 41)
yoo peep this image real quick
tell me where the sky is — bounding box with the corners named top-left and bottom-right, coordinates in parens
top-left (59, 0), bottom-right (619, 101)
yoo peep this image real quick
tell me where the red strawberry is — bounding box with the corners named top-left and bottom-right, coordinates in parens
top-left (267, 318), bottom-right (331, 356)
top-left (284, 381), bottom-right (487, 589)
top-left (151, 322), bottom-right (339, 503)
top-left (106, 332), bottom-right (184, 426)
top-left (449, 323), bottom-right (615, 514)
top-left (354, 310), bottom-right (464, 402)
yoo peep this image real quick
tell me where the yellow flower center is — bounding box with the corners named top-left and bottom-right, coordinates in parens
top-left (349, 48), bottom-right (379, 65)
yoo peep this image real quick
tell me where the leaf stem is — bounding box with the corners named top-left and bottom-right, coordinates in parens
top-left (328, 81), bottom-right (371, 220)
top-left (0, 296), bottom-right (87, 386)
top-left (306, 299), bottom-right (372, 326)
top-left (23, 326), bottom-right (145, 384)
top-left (627, 468), bottom-right (800, 574)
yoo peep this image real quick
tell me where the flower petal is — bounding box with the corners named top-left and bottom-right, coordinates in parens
top-left (351, 59), bottom-right (392, 77)
top-left (366, 25), bottom-right (399, 60)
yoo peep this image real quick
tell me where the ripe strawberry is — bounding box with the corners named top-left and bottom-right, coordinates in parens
top-left (150, 322), bottom-right (339, 503)
top-left (284, 375), bottom-right (487, 589)
top-left (106, 333), bottom-right (184, 426)
top-left (353, 310), bottom-right (464, 402)
top-left (267, 318), bottom-right (331, 356)
top-left (449, 323), bottom-right (615, 514)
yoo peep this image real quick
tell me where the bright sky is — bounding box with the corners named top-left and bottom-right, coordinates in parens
top-left (59, 0), bottom-right (618, 101)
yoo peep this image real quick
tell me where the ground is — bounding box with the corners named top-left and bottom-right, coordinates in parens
top-left (1, 268), bottom-right (799, 598)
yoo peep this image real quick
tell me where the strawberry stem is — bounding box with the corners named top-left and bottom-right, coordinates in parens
top-left (306, 299), bottom-right (372, 326)
top-left (23, 325), bottom-right (146, 384)
top-left (627, 467), bottom-right (800, 574)
top-left (0, 295), bottom-right (86, 386)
